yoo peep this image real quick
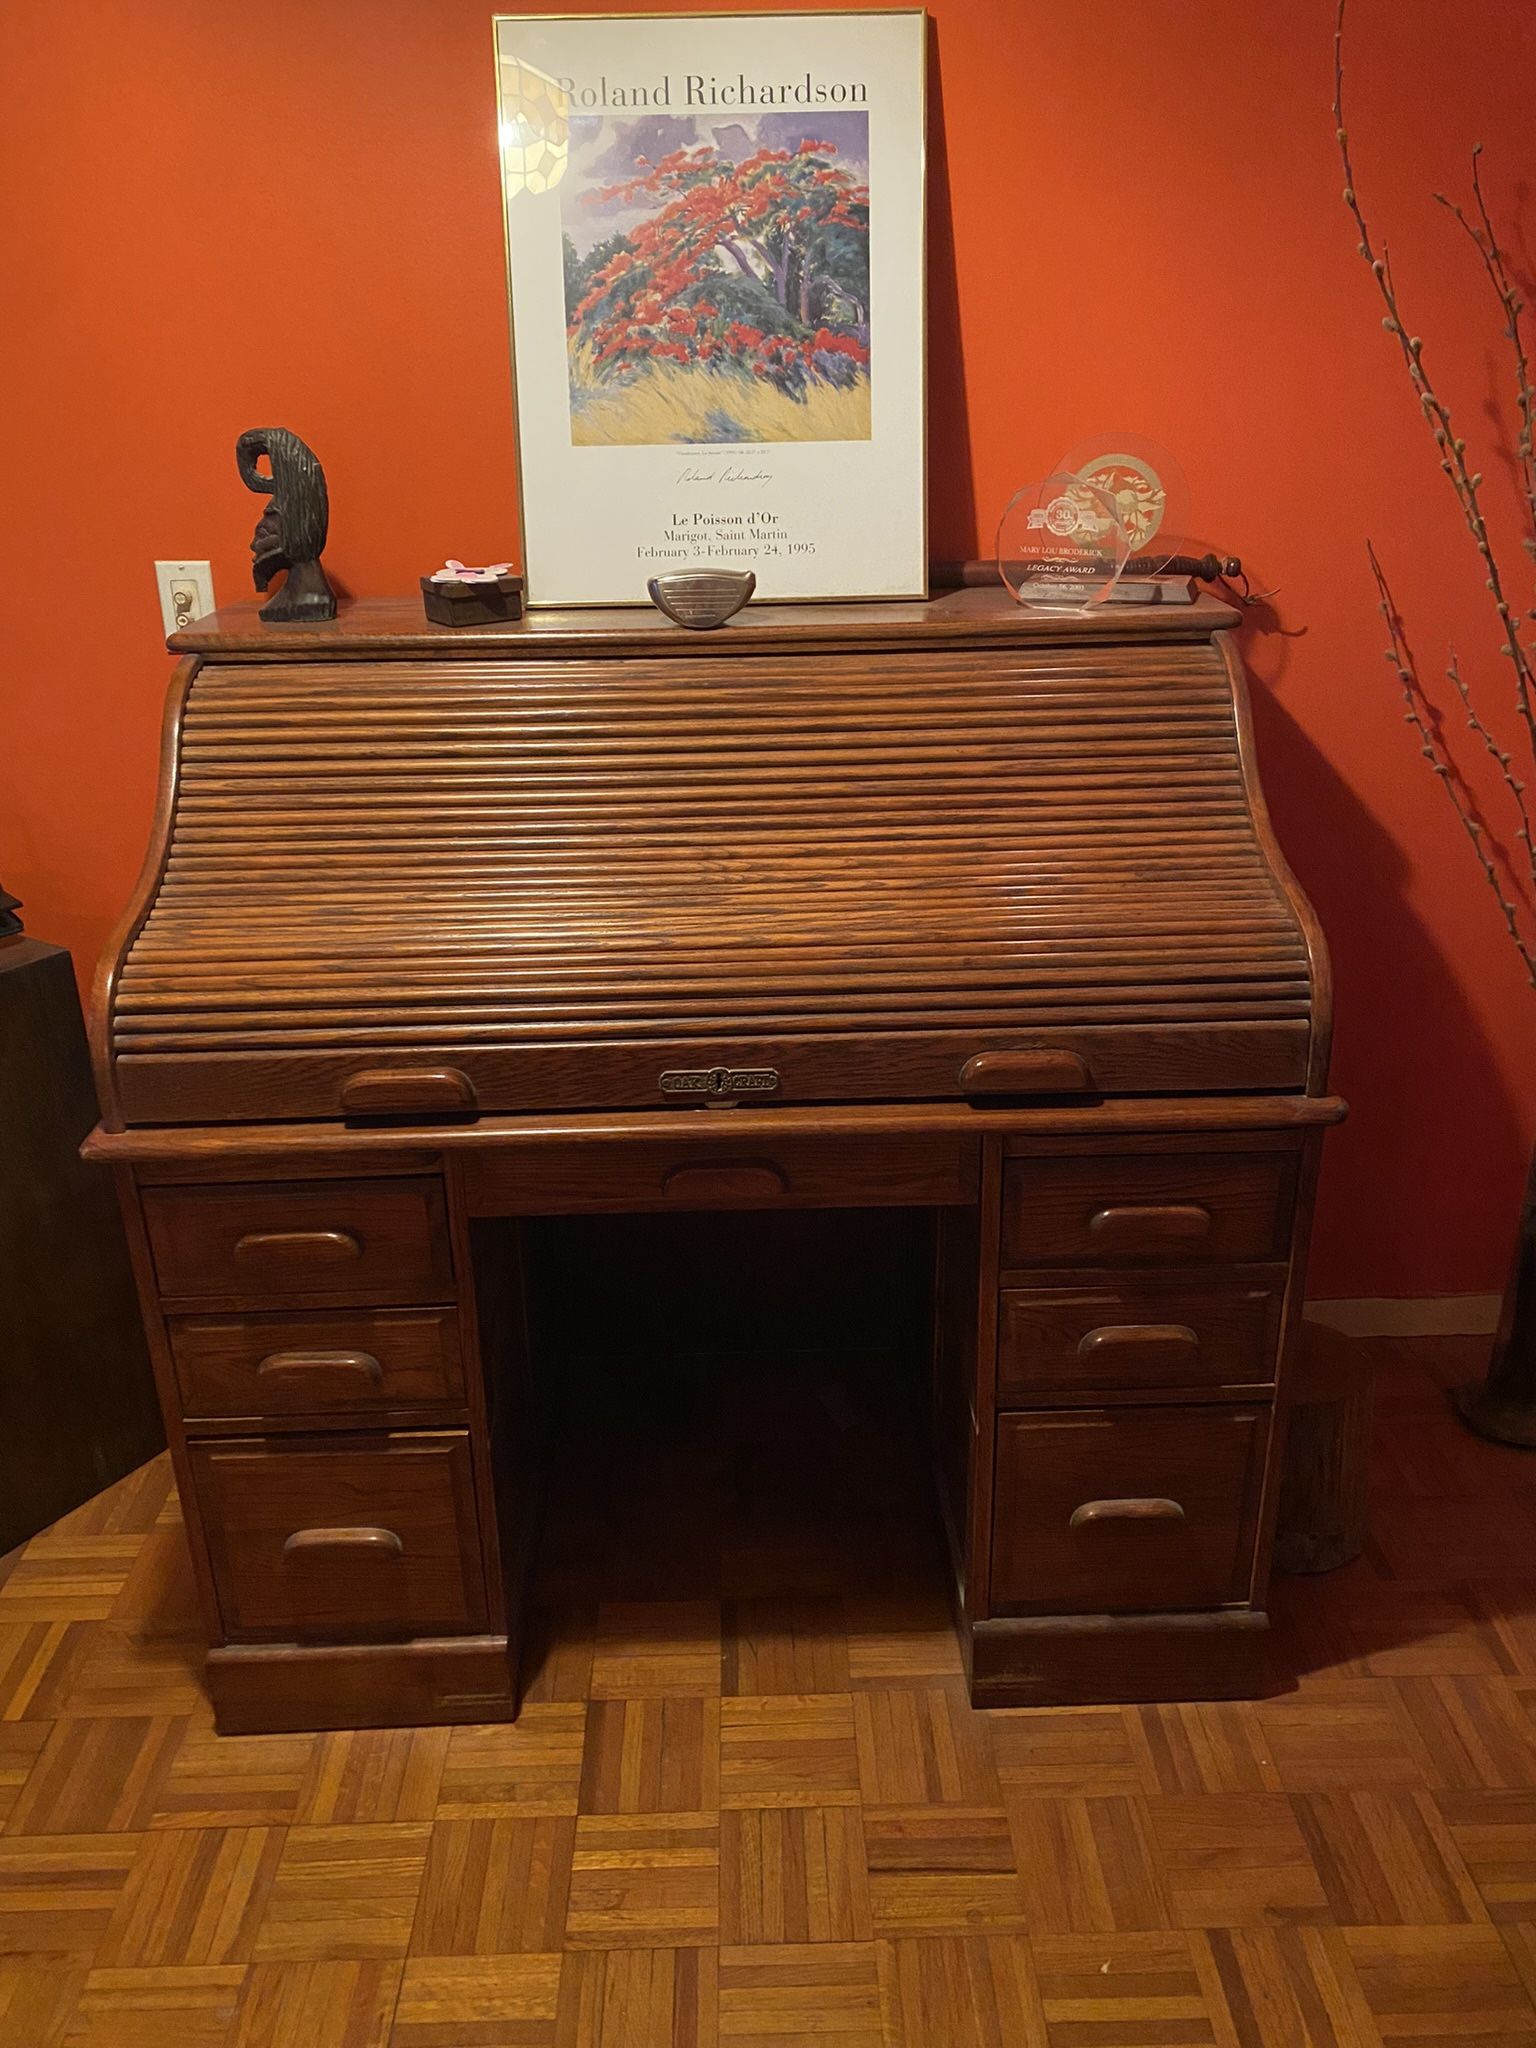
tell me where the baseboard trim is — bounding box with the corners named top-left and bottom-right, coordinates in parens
top-left (1305, 1294), bottom-right (1500, 1338)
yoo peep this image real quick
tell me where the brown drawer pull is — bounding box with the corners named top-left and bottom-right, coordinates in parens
top-left (660, 1161), bottom-right (790, 1201)
top-left (257, 1348), bottom-right (385, 1384)
top-left (1077, 1323), bottom-right (1201, 1361)
top-left (340, 1067), bottom-right (477, 1114)
top-left (1089, 1203), bottom-right (1212, 1243)
top-left (233, 1228), bottom-right (363, 1265)
top-left (1069, 1497), bottom-right (1187, 1529)
top-left (282, 1525), bottom-right (404, 1560)
top-left (959, 1050), bottom-right (1093, 1096)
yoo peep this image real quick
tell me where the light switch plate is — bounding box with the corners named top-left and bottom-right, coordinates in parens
top-left (154, 560), bottom-right (216, 636)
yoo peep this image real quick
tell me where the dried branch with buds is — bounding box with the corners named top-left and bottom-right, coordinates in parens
top-left (1335, 0), bottom-right (1536, 986)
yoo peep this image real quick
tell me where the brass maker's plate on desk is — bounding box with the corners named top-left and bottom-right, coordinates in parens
top-left (659, 1066), bottom-right (781, 1100)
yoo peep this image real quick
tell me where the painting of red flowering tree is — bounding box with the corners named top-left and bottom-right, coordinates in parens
top-left (561, 117), bottom-right (871, 444)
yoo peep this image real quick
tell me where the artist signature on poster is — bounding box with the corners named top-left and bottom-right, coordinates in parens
top-left (676, 464), bottom-right (775, 486)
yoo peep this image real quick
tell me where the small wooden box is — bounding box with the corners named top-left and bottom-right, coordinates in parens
top-left (420, 573), bottom-right (524, 627)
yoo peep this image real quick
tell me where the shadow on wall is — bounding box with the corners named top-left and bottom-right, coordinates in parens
top-left (925, 25), bottom-right (975, 558)
top-left (1242, 616), bottom-right (1525, 1299)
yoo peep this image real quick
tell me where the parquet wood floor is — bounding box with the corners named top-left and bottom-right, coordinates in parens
top-left (5, 1334), bottom-right (1536, 2045)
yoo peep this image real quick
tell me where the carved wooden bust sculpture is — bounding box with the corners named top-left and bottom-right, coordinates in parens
top-left (235, 427), bottom-right (337, 623)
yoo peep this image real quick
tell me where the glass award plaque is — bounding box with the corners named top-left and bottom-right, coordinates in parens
top-left (997, 474), bottom-right (1130, 610)
top-left (1057, 434), bottom-right (1189, 575)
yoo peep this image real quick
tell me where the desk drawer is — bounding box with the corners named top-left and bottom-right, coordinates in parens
top-left (190, 1431), bottom-right (487, 1641)
top-left (997, 1271), bottom-right (1284, 1401)
top-left (464, 1132), bottom-right (979, 1215)
top-left (143, 1178), bottom-right (454, 1306)
top-left (169, 1307), bottom-right (464, 1419)
top-left (1001, 1152), bottom-right (1293, 1270)
top-left (990, 1405), bottom-right (1269, 1616)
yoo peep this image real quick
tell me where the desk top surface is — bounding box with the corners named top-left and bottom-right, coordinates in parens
top-left (169, 587), bottom-right (1243, 661)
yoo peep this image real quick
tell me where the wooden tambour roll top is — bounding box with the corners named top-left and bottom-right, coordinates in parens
top-left (95, 590), bottom-right (1325, 1128)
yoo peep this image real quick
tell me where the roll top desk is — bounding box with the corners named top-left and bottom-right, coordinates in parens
top-left (88, 589), bottom-right (1340, 1733)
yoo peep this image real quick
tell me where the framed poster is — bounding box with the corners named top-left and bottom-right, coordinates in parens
top-left (493, 10), bottom-right (927, 606)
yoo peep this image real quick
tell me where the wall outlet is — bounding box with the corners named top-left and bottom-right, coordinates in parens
top-left (154, 560), bottom-right (216, 636)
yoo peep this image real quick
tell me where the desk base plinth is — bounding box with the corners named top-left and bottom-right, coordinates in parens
top-left (206, 1633), bottom-right (517, 1736)
top-left (968, 1608), bottom-right (1270, 1708)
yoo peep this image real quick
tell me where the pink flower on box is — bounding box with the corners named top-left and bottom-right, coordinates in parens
top-left (429, 560), bottom-right (516, 584)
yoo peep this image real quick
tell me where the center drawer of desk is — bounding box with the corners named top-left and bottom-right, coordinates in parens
top-left (464, 1131), bottom-right (979, 1214)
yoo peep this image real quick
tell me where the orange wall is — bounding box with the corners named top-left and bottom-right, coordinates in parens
top-left (2, 0), bottom-right (1532, 1297)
